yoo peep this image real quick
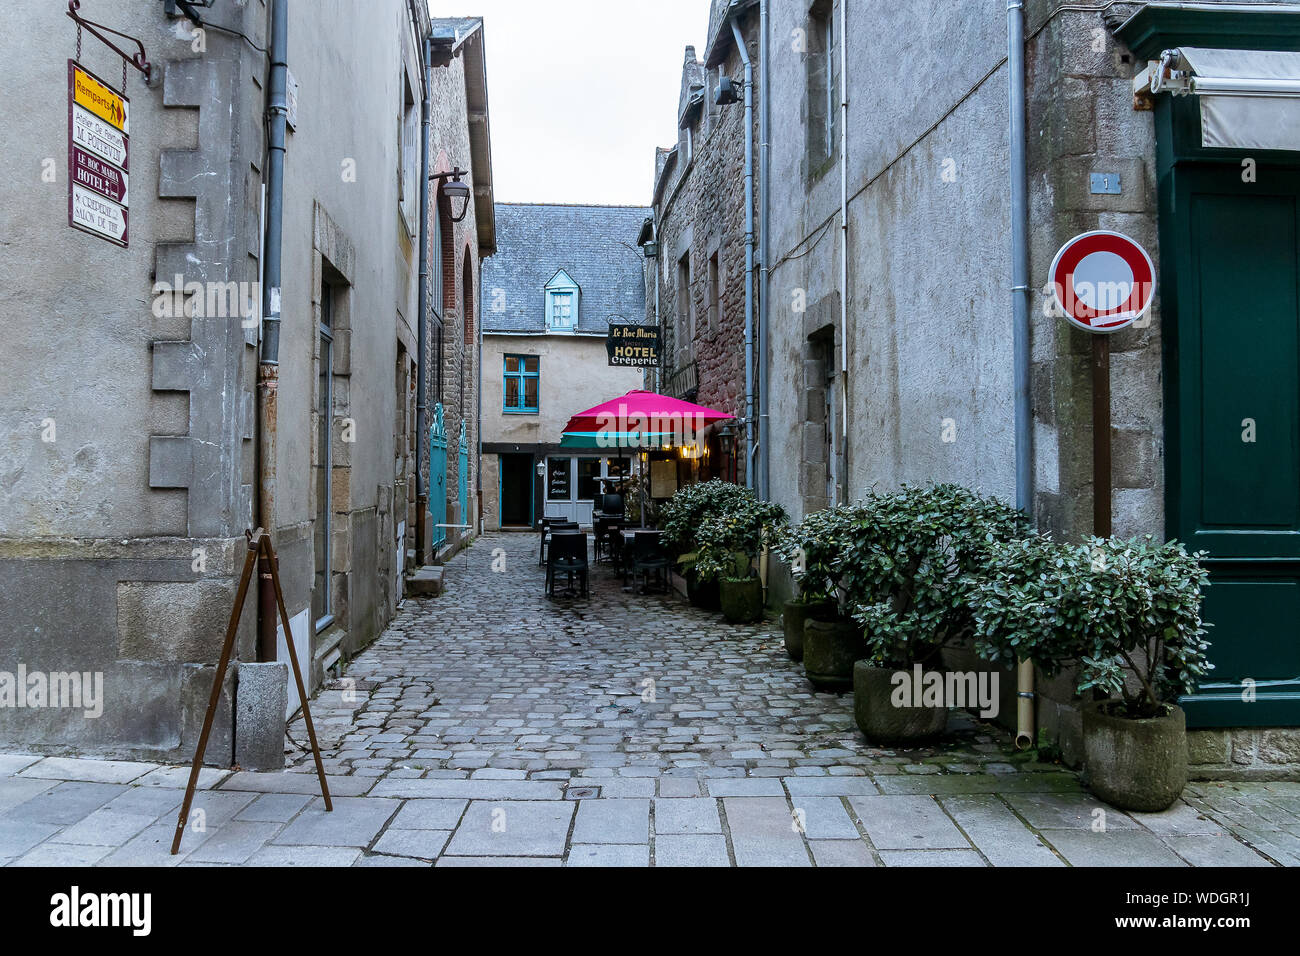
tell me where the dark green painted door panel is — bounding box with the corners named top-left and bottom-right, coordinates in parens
top-left (1169, 166), bottom-right (1300, 726)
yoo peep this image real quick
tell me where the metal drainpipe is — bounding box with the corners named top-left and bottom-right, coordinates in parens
top-left (732, 18), bottom-right (756, 490)
top-left (256, 0), bottom-right (289, 662)
top-left (415, 34), bottom-right (432, 565)
top-left (1008, 0), bottom-right (1036, 750)
top-left (837, 0), bottom-right (849, 499)
top-left (758, 0), bottom-right (771, 501)
top-left (476, 258), bottom-right (483, 535)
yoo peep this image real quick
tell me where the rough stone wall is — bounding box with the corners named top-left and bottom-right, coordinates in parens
top-left (427, 52), bottom-right (482, 548)
top-left (651, 28), bottom-right (758, 482)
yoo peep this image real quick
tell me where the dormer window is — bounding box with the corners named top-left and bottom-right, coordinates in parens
top-left (545, 270), bottom-right (579, 332)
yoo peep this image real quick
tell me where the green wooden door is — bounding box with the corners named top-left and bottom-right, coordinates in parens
top-left (1168, 166), bottom-right (1300, 725)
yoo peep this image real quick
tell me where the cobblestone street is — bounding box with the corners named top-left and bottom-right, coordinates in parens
top-left (1, 532), bottom-right (1296, 867)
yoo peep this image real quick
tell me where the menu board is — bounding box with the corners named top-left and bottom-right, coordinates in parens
top-left (650, 460), bottom-right (678, 499)
top-left (547, 458), bottom-right (571, 501)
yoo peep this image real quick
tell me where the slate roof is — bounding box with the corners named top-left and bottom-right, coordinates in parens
top-left (481, 204), bottom-right (649, 335)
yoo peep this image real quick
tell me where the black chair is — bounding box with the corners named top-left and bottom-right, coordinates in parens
top-left (593, 515), bottom-right (625, 563)
top-left (628, 530), bottom-right (670, 595)
top-left (539, 519), bottom-right (577, 567)
top-left (546, 530), bottom-right (589, 599)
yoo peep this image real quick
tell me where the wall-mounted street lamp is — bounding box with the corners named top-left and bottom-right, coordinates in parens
top-left (715, 76), bottom-right (742, 106)
top-left (431, 167), bottom-right (472, 223)
top-left (718, 422), bottom-right (736, 483)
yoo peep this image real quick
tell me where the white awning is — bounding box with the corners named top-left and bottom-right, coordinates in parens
top-left (1156, 47), bottom-right (1300, 151)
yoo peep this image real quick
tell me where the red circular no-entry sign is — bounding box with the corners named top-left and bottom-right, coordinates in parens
top-left (1049, 230), bottom-right (1155, 334)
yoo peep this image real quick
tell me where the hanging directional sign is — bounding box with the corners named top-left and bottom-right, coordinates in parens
top-left (1049, 230), bottom-right (1155, 333)
top-left (67, 61), bottom-right (129, 247)
top-left (71, 146), bottom-right (128, 204)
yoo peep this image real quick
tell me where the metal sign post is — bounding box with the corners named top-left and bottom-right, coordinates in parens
top-left (1049, 230), bottom-right (1156, 538)
top-left (171, 529), bottom-right (332, 855)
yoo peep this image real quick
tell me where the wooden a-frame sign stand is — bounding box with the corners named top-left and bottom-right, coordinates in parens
top-left (171, 528), bottom-right (332, 855)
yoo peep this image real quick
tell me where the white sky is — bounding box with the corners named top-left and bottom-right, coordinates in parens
top-left (429, 0), bottom-right (709, 206)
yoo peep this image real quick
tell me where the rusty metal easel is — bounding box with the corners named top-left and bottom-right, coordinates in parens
top-left (171, 528), bottom-right (331, 855)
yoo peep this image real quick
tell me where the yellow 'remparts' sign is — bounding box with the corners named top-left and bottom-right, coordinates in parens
top-left (73, 64), bottom-right (128, 133)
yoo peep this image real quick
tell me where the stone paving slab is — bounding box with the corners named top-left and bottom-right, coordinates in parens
top-left (940, 795), bottom-right (1063, 867)
top-left (654, 833), bottom-right (731, 866)
top-left (273, 796), bottom-right (399, 848)
top-left (1037, 829), bottom-right (1187, 867)
top-left (19, 757), bottom-right (158, 784)
top-left (724, 797), bottom-right (812, 867)
top-left (848, 795), bottom-right (970, 851)
top-left (443, 800), bottom-right (575, 857)
top-left (572, 798), bottom-right (648, 844)
top-left (568, 844), bottom-right (650, 866)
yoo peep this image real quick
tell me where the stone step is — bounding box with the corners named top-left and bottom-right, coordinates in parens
top-left (405, 566), bottom-right (444, 597)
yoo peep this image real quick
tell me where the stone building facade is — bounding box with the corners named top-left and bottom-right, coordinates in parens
top-left (0, 1), bottom-right (491, 765)
top-left (653, 0), bottom-right (1300, 777)
top-left (426, 19), bottom-right (495, 554)
top-left (642, 0), bottom-right (761, 485)
top-left (481, 204), bottom-right (646, 530)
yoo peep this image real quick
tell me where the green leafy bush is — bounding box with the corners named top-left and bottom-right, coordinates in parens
top-left (658, 479), bottom-right (752, 557)
top-left (694, 494), bottom-right (787, 583)
top-left (775, 503), bottom-right (871, 608)
top-left (971, 535), bottom-right (1212, 718)
top-left (845, 484), bottom-right (1032, 668)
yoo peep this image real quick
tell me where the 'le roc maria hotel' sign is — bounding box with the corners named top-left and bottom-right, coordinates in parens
top-left (606, 323), bottom-right (660, 368)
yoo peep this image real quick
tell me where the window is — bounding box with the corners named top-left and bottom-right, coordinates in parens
top-left (314, 284), bottom-right (335, 628)
top-left (676, 253), bottom-right (694, 362)
top-left (399, 70), bottom-right (419, 233)
top-left (807, 1), bottom-right (836, 169)
top-left (707, 251), bottom-right (720, 335)
top-left (545, 269), bottom-right (579, 332)
top-left (577, 458), bottom-right (602, 503)
top-left (503, 354), bottom-right (539, 413)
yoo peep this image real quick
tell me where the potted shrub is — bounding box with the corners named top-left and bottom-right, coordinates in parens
top-left (778, 504), bottom-right (873, 689)
top-left (660, 480), bottom-right (751, 609)
top-left (972, 535), bottom-right (1212, 812)
top-left (848, 484), bottom-right (1030, 744)
top-left (775, 508), bottom-right (848, 661)
top-left (694, 493), bottom-right (786, 624)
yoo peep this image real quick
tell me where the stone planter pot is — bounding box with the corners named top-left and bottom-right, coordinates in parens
top-left (802, 617), bottom-right (864, 691)
top-left (853, 662), bottom-right (949, 745)
top-left (781, 599), bottom-right (834, 661)
top-left (1082, 700), bottom-right (1187, 812)
top-left (686, 572), bottom-right (721, 611)
top-left (719, 577), bottom-right (763, 623)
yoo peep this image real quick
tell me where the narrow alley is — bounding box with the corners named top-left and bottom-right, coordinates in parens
top-left (2, 533), bottom-right (1294, 868)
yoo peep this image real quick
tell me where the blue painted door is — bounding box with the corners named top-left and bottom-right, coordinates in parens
top-left (429, 403), bottom-right (447, 549)
top-left (457, 420), bottom-right (469, 533)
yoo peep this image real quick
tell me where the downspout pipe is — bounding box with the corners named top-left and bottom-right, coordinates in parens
top-left (758, 0), bottom-right (771, 501)
top-left (732, 17), bottom-right (756, 490)
top-left (838, 0), bottom-right (849, 497)
top-left (1008, 0), bottom-right (1035, 750)
top-left (416, 34), bottom-right (432, 565)
top-left (256, 0), bottom-right (289, 662)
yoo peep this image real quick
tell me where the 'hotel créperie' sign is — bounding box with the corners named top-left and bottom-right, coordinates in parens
top-left (606, 324), bottom-right (660, 368)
